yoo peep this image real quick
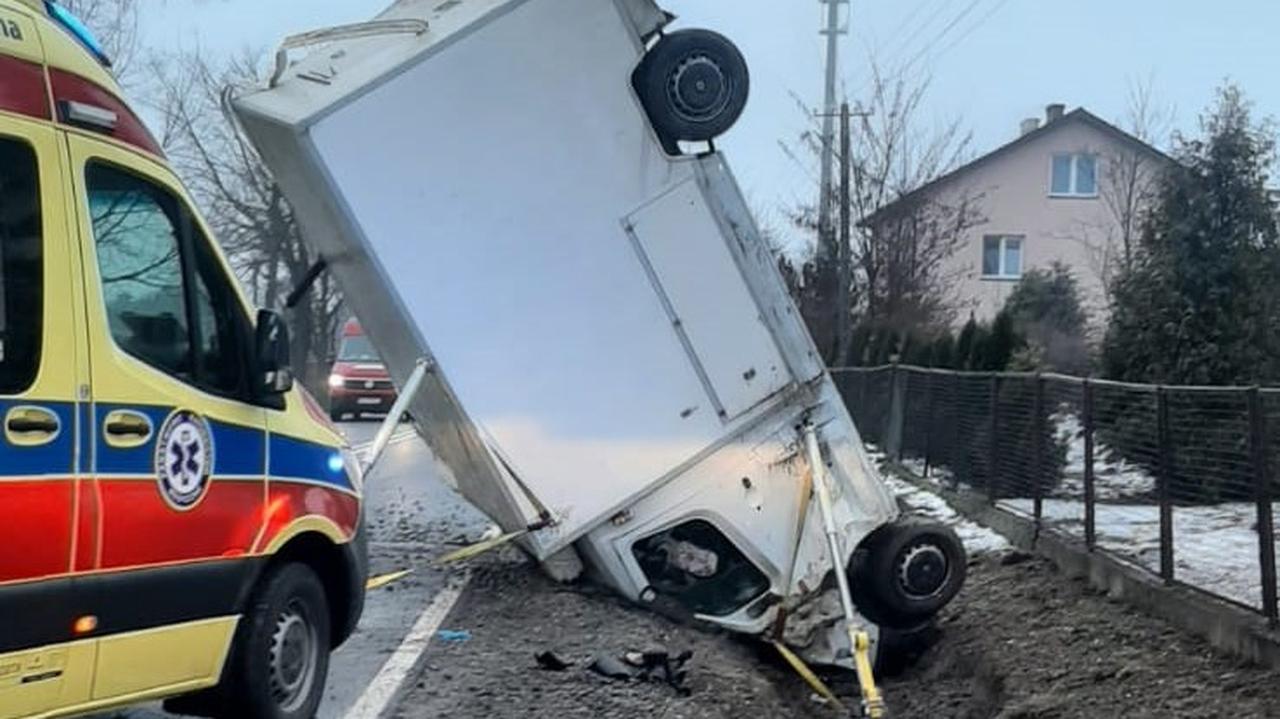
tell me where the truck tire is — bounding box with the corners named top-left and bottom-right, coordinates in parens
top-left (218, 563), bottom-right (332, 719)
top-left (850, 519), bottom-right (966, 628)
top-left (633, 29), bottom-right (749, 147)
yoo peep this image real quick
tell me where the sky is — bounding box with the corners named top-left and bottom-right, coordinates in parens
top-left (135, 0), bottom-right (1280, 250)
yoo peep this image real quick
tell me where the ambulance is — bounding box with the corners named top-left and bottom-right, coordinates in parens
top-left (0, 2), bottom-right (366, 718)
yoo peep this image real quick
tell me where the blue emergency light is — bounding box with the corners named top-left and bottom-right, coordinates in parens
top-left (45, 1), bottom-right (113, 68)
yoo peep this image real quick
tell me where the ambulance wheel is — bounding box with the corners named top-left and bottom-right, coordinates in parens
top-left (222, 563), bottom-right (331, 719)
top-left (850, 520), bottom-right (966, 628)
top-left (634, 29), bottom-right (749, 145)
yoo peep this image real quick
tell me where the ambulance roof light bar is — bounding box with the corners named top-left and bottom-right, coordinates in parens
top-left (44, 1), bottom-right (113, 68)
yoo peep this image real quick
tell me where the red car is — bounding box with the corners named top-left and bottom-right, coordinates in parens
top-left (328, 320), bottom-right (396, 420)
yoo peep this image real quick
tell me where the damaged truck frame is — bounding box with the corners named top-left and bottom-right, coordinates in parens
top-left (231, 0), bottom-right (966, 706)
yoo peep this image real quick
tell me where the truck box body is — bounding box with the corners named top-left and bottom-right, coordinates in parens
top-left (233, 0), bottom-right (903, 661)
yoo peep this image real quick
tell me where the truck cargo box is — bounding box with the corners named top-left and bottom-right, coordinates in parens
top-left (232, 0), bottom-right (964, 666)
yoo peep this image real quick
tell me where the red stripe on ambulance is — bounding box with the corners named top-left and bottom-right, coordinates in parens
top-left (0, 480), bottom-right (73, 583)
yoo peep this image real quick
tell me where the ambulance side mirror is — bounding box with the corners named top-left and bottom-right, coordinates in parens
top-left (255, 309), bottom-right (294, 396)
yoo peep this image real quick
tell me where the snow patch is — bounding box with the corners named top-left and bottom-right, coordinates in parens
top-left (1051, 410), bottom-right (1156, 500)
top-left (1005, 498), bottom-right (1270, 610)
top-left (866, 443), bottom-right (1010, 555)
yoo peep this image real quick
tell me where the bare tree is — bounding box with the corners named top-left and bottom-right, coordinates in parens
top-left (782, 63), bottom-right (983, 365)
top-left (59, 0), bottom-right (140, 87)
top-left (1100, 77), bottom-right (1173, 281)
top-left (147, 50), bottom-right (345, 396)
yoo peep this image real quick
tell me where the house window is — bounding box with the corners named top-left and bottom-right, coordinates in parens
top-left (1050, 153), bottom-right (1097, 197)
top-left (982, 235), bottom-right (1023, 279)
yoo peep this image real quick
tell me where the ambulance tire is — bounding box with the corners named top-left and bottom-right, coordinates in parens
top-left (635, 29), bottom-right (749, 146)
top-left (221, 563), bottom-right (332, 719)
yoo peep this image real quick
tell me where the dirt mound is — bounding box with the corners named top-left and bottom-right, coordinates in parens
top-left (882, 555), bottom-right (1280, 718)
top-left (397, 552), bottom-right (1280, 718)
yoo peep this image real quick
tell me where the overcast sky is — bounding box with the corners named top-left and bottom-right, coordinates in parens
top-left (137, 0), bottom-right (1280, 249)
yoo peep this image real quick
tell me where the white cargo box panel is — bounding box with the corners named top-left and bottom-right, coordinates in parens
top-left (232, 0), bottom-right (826, 556)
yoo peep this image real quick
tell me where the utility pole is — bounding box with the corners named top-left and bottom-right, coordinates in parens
top-left (835, 101), bottom-right (852, 365)
top-left (817, 0), bottom-right (847, 253)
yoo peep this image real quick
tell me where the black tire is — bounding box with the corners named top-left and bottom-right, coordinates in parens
top-left (329, 408), bottom-right (343, 422)
top-left (850, 520), bottom-right (966, 628)
top-left (217, 563), bottom-right (332, 719)
top-left (633, 29), bottom-right (749, 147)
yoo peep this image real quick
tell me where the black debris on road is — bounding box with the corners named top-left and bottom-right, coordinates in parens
top-left (394, 550), bottom-right (1280, 718)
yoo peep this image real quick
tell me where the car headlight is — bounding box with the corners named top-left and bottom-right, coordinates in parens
top-left (328, 373), bottom-right (345, 388)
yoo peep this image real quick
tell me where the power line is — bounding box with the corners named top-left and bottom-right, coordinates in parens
top-left (884, 0), bottom-right (955, 71)
top-left (894, 0), bottom-right (984, 81)
top-left (850, 0), bottom-right (987, 103)
top-left (928, 0), bottom-right (1010, 66)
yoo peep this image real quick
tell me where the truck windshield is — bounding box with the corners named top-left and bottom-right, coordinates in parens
top-left (338, 335), bottom-right (379, 362)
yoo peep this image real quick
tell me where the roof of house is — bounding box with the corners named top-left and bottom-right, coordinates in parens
top-left (863, 107), bottom-right (1174, 226)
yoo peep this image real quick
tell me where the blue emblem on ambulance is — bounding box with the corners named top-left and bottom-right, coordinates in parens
top-left (155, 410), bottom-right (214, 510)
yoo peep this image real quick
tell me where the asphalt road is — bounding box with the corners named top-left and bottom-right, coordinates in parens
top-left (102, 420), bottom-right (488, 719)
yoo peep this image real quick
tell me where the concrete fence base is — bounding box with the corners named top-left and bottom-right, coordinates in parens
top-left (889, 464), bottom-right (1280, 669)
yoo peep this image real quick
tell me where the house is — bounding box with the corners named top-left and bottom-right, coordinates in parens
top-left (866, 103), bottom-right (1172, 325)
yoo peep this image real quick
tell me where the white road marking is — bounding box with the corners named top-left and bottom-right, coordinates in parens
top-left (342, 573), bottom-right (471, 719)
top-left (351, 429), bottom-right (419, 461)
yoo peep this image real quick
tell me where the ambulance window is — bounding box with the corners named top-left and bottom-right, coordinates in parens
top-left (0, 138), bottom-right (42, 395)
top-left (189, 229), bottom-right (247, 397)
top-left (87, 163), bottom-right (193, 382)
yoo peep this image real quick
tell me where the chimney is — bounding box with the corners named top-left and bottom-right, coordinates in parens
top-left (1019, 117), bottom-right (1040, 136)
top-left (1045, 103), bottom-right (1066, 124)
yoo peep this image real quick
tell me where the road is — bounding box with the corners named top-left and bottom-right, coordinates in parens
top-left (105, 420), bottom-right (488, 719)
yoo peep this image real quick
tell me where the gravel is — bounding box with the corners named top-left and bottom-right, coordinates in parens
top-left (395, 546), bottom-right (1280, 719)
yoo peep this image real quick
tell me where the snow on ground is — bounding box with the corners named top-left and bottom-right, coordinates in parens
top-left (1050, 410), bottom-right (1156, 500)
top-left (1003, 497), bottom-right (1270, 610)
top-left (868, 432), bottom-right (1273, 612)
top-left (866, 444), bottom-right (1010, 556)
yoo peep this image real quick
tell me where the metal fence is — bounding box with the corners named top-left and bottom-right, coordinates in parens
top-left (833, 365), bottom-right (1280, 625)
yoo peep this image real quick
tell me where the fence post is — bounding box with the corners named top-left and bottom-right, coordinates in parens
top-left (951, 372), bottom-right (964, 490)
top-left (885, 363), bottom-right (905, 460)
top-left (1033, 374), bottom-right (1045, 529)
top-left (1157, 386), bottom-right (1174, 585)
top-left (1248, 388), bottom-right (1278, 627)
top-left (987, 374), bottom-right (1000, 503)
top-left (856, 370), bottom-right (867, 427)
top-left (1082, 379), bottom-right (1096, 551)
top-left (923, 372), bottom-right (935, 479)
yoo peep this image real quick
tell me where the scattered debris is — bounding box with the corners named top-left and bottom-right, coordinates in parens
top-left (535, 651), bottom-right (571, 671)
top-left (586, 648), bottom-right (693, 697)
top-left (436, 629), bottom-right (472, 644)
top-left (587, 655), bottom-right (635, 681)
top-left (999, 549), bottom-right (1034, 566)
top-left (366, 568), bottom-right (414, 590)
top-left (623, 649), bottom-right (693, 697)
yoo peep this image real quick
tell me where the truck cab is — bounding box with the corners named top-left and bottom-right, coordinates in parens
top-left (0, 2), bottom-right (366, 717)
top-left (328, 319), bottom-right (396, 420)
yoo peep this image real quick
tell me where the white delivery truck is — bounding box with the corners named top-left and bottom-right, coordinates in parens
top-left (231, 0), bottom-right (965, 681)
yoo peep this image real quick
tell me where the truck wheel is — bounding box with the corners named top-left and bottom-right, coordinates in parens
top-left (850, 520), bottom-right (966, 628)
top-left (633, 29), bottom-right (749, 147)
top-left (220, 563), bottom-right (331, 719)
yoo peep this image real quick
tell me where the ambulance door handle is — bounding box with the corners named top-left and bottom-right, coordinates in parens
top-left (4, 406), bottom-right (61, 447)
top-left (103, 411), bottom-right (152, 448)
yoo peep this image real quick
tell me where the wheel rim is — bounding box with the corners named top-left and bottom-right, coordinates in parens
top-left (666, 52), bottom-right (733, 124)
top-left (896, 542), bottom-right (950, 599)
top-left (268, 599), bottom-right (320, 713)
